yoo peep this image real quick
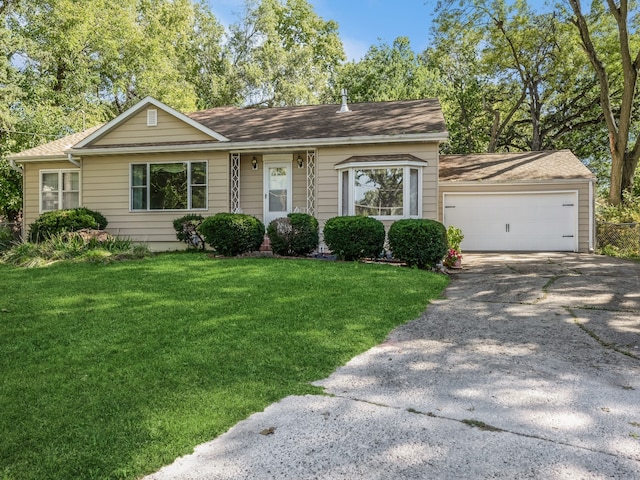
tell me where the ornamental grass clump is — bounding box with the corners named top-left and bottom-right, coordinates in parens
top-left (267, 213), bottom-right (319, 256)
top-left (323, 215), bottom-right (385, 261)
top-left (198, 213), bottom-right (265, 256)
top-left (1, 232), bottom-right (148, 267)
top-left (388, 219), bottom-right (448, 268)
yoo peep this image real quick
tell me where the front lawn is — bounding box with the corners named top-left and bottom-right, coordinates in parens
top-left (0, 253), bottom-right (448, 480)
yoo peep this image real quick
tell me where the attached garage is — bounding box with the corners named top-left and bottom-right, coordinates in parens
top-left (438, 151), bottom-right (596, 253)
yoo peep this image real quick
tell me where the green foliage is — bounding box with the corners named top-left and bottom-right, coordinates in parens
top-left (198, 213), bottom-right (265, 256)
top-left (335, 36), bottom-right (440, 102)
top-left (0, 254), bottom-right (447, 479)
top-left (172, 214), bottom-right (205, 248)
top-left (446, 225), bottom-right (464, 252)
top-left (227, 0), bottom-right (345, 106)
top-left (1, 232), bottom-right (148, 267)
top-left (0, 225), bottom-right (14, 252)
top-left (596, 193), bottom-right (640, 223)
top-left (596, 193), bottom-right (640, 259)
top-left (0, 160), bottom-right (22, 220)
top-left (388, 219), bottom-right (448, 269)
top-left (267, 213), bottom-right (319, 256)
top-left (28, 208), bottom-right (108, 242)
top-left (323, 216), bottom-right (385, 261)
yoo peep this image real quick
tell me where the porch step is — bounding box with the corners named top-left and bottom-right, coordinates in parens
top-left (259, 234), bottom-right (272, 252)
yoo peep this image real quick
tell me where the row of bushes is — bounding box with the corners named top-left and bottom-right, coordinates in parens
top-left (17, 208), bottom-right (450, 269)
top-left (173, 212), bottom-right (449, 268)
top-left (324, 216), bottom-right (448, 268)
top-left (173, 213), bottom-right (319, 257)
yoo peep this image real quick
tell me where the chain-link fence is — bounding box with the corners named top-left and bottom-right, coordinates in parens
top-left (596, 222), bottom-right (640, 255)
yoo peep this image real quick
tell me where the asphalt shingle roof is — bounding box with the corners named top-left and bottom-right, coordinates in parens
top-left (439, 150), bottom-right (596, 182)
top-left (9, 125), bottom-right (103, 159)
top-left (187, 99), bottom-right (447, 142)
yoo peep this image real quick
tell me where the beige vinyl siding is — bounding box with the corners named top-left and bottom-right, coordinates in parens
top-left (82, 151), bottom-right (229, 248)
top-left (292, 153), bottom-right (307, 213)
top-left (439, 181), bottom-right (593, 253)
top-left (238, 154), bottom-right (263, 219)
top-left (92, 108), bottom-right (214, 146)
top-left (316, 143), bottom-right (440, 227)
top-left (22, 160), bottom-right (73, 235)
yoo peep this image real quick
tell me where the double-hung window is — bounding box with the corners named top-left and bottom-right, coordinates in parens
top-left (131, 161), bottom-right (207, 211)
top-left (337, 156), bottom-right (424, 219)
top-left (40, 169), bottom-right (80, 212)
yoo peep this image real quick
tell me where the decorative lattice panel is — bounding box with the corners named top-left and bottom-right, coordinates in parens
top-left (231, 153), bottom-right (240, 213)
top-left (306, 150), bottom-right (316, 216)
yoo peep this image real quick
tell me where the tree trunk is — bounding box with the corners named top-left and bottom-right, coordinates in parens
top-left (621, 151), bottom-right (639, 198)
top-left (609, 146), bottom-right (624, 205)
top-left (488, 109), bottom-right (500, 153)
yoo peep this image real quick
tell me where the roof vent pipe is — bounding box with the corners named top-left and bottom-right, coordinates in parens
top-left (337, 89), bottom-right (350, 113)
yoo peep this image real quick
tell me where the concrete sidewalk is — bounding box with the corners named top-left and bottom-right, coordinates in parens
top-left (145, 253), bottom-right (640, 479)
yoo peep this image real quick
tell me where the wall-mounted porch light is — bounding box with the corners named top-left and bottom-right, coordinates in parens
top-left (297, 154), bottom-right (304, 169)
top-left (251, 156), bottom-right (258, 170)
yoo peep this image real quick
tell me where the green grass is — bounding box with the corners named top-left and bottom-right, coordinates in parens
top-left (0, 253), bottom-right (448, 480)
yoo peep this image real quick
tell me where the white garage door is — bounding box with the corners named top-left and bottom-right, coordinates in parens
top-left (443, 192), bottom-right (578, 251)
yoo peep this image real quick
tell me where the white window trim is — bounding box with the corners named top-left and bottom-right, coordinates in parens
top-left (39, 168), bottom-right (81, 214)
top-left (337, 164), bottom-right (422, 220)
top-left (129, 160), bottom-right (208, 212)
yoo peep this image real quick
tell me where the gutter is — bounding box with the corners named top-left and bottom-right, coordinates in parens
top-left (66, 132), bottom-right (450, 156)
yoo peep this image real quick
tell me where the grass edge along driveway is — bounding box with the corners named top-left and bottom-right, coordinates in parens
top-left (0, 253), bottom-right (448, 480)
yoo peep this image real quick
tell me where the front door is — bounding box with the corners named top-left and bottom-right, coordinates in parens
top-left (263, 160), bottom-right (292, 226)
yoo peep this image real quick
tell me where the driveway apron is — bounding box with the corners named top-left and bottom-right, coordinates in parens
top-left (146, 253), bottom-right (640, 480)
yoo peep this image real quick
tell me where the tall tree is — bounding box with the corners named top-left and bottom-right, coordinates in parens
top-left (433, 0), bottom-right (602, 155)
top-left (567, 0), bottom-right (640, 205)
top-left (226, 0), bottom-right (345, 106)
top-left (335, 37), bottom-right (441, 103)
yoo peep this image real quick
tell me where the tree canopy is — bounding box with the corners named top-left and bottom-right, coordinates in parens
top-left (1, 0), bottom-right (639, 215)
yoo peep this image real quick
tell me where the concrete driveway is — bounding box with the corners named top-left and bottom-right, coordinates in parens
top-left (146, 253), bottom-right (640, 479)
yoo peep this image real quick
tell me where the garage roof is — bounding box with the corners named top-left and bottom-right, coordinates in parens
top-left (439, 150), bottom-right (596, 182)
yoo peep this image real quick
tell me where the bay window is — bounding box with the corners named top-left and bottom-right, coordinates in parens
top-left (40, 169), bottom-right (80, 212)
top-left (131, 161), bottom-right (207, 211)
top-left (337, 158), bottom-right (424, 219)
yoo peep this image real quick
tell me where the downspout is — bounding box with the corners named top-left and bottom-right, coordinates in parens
top-left (9, 159), bottom-right (22, 172)
top-left (589, 179), bottom-right (595, 253)
top-left (67, 153), bottom-right (80, 167)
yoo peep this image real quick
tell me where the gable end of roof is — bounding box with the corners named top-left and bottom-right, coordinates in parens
top-left (74, 97), bottom-right (229, 149)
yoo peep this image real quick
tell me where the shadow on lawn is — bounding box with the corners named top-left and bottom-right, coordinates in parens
top-left (0, 255), bottom-right (447, 480)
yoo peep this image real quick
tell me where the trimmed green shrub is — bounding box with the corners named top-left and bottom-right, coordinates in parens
top-left (389, 219), bottom-right (448, 268)
top-left (28, 208), bottom-right (109, 242)
top-left (173, 214), bottom-right (205, 249)
top-left (198, 213), bottom-right (265, 256)
top-left (267, 213), bottom-right (319, 256)
top-left (323, 216), bottom-right (385, 261)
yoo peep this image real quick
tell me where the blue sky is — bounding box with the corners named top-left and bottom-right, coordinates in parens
top-left (207, 0), bottom-right (554, 61)
top-left (207, 0), bottom-right (438, 61)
